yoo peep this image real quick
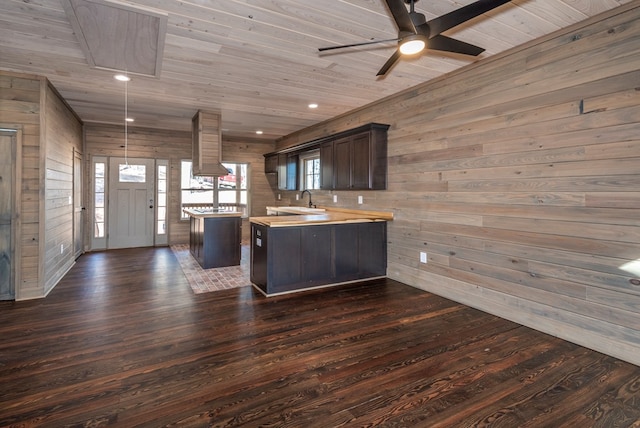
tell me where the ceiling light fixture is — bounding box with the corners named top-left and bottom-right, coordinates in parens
top-left (308, 103), bottom-right (318, 109)
top-left (399, 35), bottom-right (426, 55)
top-left (256, 130), bottom-right (263, 135)
top-left (114, 73), bottom-right (131, 82)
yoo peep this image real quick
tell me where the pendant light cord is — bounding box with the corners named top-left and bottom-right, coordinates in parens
top-left (124, 77), bottom-right (129, 166)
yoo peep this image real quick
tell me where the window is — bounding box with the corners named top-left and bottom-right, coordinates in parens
top-left (181, 160), bottom-right (249, 218)
top-left (157, 164), bottom-right (167, 235)
top-left (299, 150), bottom-right (320, 190)
top-left (94, 161), bottom-right (105, 238)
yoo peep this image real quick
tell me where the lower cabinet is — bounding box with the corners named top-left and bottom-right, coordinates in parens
top-left (189, 216), bottom-right (241, 269)
top-left (250, 221), bottom-right (387, 295)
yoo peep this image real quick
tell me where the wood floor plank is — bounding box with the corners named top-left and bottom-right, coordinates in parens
top-left (0, 247), bottom-right (639, 427)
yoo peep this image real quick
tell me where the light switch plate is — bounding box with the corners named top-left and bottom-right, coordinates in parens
top-left (358, 195), bottom-right (363, 204)
top-left (333, 195), bottom-right (337, 203)
top-left (420, 252), bottom-right (427, 263)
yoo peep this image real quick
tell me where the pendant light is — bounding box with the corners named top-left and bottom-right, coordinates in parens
top-left (114, 73), bottom-right (132, 167)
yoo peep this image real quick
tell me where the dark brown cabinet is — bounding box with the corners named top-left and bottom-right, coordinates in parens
top-left (319, 141), bottom-right (334, 190)
top-left (319, 124), bottom-right (389, 190)
top-left (250, 221), bottom-right (387, 295)
top-left (189, 215), bottom-right (241, 269)
top-left (264, 153), bottom-right (278, 174)
top-left (333, 136), bottom-right (351, 189)
top-left (265, 122), bottom-right (389, 191)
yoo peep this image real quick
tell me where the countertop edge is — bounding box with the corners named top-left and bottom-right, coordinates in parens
top-left (183, 209), bottom-right (243, 218)
top-left (250, 207), bottom-right (393, 227)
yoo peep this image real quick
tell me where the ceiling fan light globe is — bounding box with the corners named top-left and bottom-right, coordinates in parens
top-left (399, 38), bottom-right (425, 55)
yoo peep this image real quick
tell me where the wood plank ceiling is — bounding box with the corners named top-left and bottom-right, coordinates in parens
top-left (0, 0), bottom-right (633, 140)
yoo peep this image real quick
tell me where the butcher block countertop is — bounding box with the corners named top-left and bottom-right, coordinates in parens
top-left (251, 207), bottom-right (393, 227)
top-left (183, 208), bottom-right (243, 218)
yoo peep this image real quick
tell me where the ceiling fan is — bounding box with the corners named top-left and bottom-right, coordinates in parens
top-left (318, 0), bottom-right (512, 76)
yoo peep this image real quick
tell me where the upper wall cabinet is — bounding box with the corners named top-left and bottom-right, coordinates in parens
top-left (264, 153), bottom-right (278, 174)
top-left (326, 127), bottom-right (388, 190)
top-left (265, 123), bottom-right (389, 191)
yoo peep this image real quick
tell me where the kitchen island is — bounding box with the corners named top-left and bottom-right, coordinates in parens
top-left (250, 207), bottom-right (393, 296)
top-left (183, 209), bottom-right (242, 269)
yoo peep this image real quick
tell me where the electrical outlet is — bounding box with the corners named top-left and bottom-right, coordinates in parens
top-left (295, 194), bottom-right (299, 200)
top-left (60, 244), bottom-right (64, 254)
top-left (277, 193), bottom-right (281, 200)
top-left (420, 252), bottom-right (427, 264)
top-left (358, 195), bottom-right (363, 204)
top-left (333, 194), bottom-right (337, 203)
top-left (68, 196), bottom-right (72, 205)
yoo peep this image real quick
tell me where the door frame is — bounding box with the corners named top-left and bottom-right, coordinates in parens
top-left (90, 156), bottom-right (168, 251)
top-left (0, 126), bottom-right (22, 300)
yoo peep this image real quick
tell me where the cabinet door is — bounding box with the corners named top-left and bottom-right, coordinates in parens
top-left (301, 226), bottom-right (332, 284)
top-left (264, 154), bottom-right (278, 173)
top-left (333, 224), bottom-right (359, 280)
top-left (319, 142), bottom-right (334, 189)
top-left (351, 133), bottom-right (371, 189)
top-left (270, 227), bottom-right (302, 290)
top-left (358, 222), bottom-right (387, 276)
top-left (277, 154), bottom-right (287, 189)
top-left (334, 137), bottom-right (351, 189)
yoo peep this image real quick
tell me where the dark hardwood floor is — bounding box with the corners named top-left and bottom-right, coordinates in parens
top-left (1, 248), bottom-right (639, 427)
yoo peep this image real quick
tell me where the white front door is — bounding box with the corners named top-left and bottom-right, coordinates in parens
top-left (108, 158), bottom-right (155, 249)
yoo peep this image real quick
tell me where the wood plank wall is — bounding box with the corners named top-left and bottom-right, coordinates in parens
top-left (222, 136), bottom-right (277, 242)
top-left (84, 124), bottom-right (192, 245)
top-left (0, 71), bottom-right (43, 300)
top-left (0, 71), bottom-right (83, 299)
top-left (274, 4), bottom-right (640, 365)
top-left (84, 125), bottom-right (275, 246)
top-left (43, 82), bottom-right (82, 294)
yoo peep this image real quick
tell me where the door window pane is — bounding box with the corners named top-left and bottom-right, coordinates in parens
top-left (119, 164), bottom-right (146, 182)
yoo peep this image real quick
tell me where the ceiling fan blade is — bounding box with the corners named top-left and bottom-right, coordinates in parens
top-left (384, 0), bottom-right (417, 33)
top-left (318, 37), bottom-right (400, 52)
top-left (428, 34), bottom-right (485, 56)
top-left (427, 0), bottom-right (511, 36)
top-left (376, 49), bottom-right (402, 76)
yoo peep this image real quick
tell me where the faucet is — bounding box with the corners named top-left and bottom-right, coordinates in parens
top-left (301, 189), bottom-right (315, 208)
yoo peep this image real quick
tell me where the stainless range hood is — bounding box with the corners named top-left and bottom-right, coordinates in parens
top-left (191, 110), bottom-right (229, 176)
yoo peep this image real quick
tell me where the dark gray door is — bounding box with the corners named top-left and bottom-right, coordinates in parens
top-left (0, 131), bottom-right (15, 300)
top-left (73, 150), bottom-right (83, 259)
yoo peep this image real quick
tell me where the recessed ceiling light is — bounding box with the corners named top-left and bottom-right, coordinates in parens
top-left (256, 130), bottom-right (263, 135)
top-left (308, 103), bottom-right (318, 109)
top-left (114, 74), bottom-right (130, 82)
top-left (125, 117), bottom-right (134, 122)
